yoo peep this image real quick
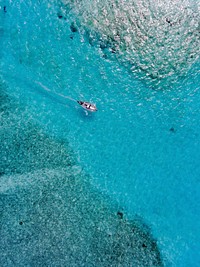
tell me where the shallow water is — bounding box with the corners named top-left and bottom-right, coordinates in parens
top-left (0, 92), bottom-right (162, 266)
top-left (1, 0), bottom-right (200, 266)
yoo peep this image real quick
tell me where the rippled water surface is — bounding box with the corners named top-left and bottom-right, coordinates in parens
top-left (0, 0), bottom-right (200, 266)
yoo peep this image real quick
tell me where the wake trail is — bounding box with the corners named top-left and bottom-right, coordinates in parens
top-left (35, 81), bottom-right (97, 113)
top-left (35, 81), bottom-right (77, 103)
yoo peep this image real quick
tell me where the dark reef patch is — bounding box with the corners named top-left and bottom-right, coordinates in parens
top-left (169, 127), bottom-right (176, 133)
top-left (70, 22), bottom-right (78, 33)
top-left (117, 211), bottom-right (124, 219)
top-left (57, 14), bottom-right (63, 19)
top-left (57, 12), bottom-right (66, 20)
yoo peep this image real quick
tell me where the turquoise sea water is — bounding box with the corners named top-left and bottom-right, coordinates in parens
top-left (1, 0), bottom-right (200, 266)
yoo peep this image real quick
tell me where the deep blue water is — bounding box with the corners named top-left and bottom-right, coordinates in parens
top-left (1, 0), bottom-right (200, 266)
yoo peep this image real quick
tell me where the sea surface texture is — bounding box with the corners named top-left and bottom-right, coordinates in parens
top-left (0, 0), bottom-right (200, 266)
